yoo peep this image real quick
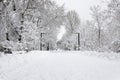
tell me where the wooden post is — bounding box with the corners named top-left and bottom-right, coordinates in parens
top-left (47, 42), bottom-right (49, 51)
top-left (19, 27), bottom-right (23, 43)
top-left (6, 33), bottom-right (10, 41)
top-left (40, 33), bottom-right (45, 51)
top-left (75, 33), bottom-right (80, 50)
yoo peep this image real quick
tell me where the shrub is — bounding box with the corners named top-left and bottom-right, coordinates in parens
top-left (110, 40), bottom-right (120, 53)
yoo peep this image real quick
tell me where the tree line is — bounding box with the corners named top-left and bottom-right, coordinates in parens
top-left (0, 0), bottom-right (120, 53)
top-left (0, 0), bottom-right (80, 51)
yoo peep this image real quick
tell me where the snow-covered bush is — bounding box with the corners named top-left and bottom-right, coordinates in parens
top-left (95, 46), bottom-right (111, 52)
top-left (110, 40), bottom-right (120, 53)
top-left (0, 44), bottom-right (5, 52)
top-left (1, 41), bottom-right (24, 51)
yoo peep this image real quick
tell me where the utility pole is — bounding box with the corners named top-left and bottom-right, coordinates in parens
top-left (75, 33), bottom-right (80, 50)
top-left (40, 33), bottom-right (45, 51)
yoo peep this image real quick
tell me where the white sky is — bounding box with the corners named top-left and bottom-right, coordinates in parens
top-left (53, 0), bottom-right (106, 21)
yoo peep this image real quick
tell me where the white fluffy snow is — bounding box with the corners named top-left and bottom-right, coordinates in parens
top-left (0, 51), bottom-right (120, 80)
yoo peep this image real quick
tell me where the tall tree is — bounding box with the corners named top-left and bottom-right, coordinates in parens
top-left (108, 0), bottom-right (120, 40)
top-left (66, 10), bottom-right (80, 33)
top-left (90, 5), bottom-right (108, 47)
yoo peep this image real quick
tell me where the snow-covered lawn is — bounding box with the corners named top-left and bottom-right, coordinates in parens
top-left (0, 51), bottom-right (120, 80)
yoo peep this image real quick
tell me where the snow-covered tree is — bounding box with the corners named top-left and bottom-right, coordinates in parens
top-left (0, 0), bottom-right (66, 51)
top-left (66, 10), bottom-right (80, 33)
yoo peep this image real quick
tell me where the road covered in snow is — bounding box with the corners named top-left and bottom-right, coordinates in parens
top-left (0, 51), bottom-right (120, 80)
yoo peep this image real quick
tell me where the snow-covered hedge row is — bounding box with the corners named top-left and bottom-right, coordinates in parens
top-left (109, 40), bottom-right (120, 53)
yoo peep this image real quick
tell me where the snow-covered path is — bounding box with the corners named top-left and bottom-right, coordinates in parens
top-left (0, 51), bottom-right (120, 80)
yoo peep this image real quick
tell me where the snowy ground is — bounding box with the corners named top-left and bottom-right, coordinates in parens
top-left (0, 51), bottom-right (120, 80)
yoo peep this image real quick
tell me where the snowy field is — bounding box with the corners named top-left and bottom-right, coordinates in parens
top-left (0, 51), bottom-right (120, 80)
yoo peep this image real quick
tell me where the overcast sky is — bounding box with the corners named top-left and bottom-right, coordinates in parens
top-left (53, 0), bottom-right (105, 21)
